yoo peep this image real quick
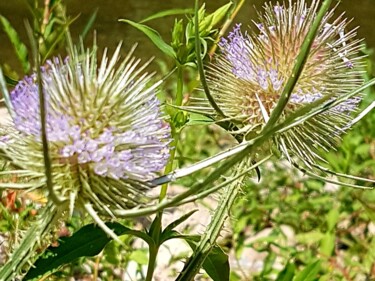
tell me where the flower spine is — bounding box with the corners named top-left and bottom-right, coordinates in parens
top-left (0, 44), bottom-right (171, 219)
top-left (207, 0), bottom-right (364, 165)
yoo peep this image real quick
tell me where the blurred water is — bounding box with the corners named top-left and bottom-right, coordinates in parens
top-left (0, 0), bottom-right (374, 73)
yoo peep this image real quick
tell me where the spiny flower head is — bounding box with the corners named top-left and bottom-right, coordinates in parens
top-left (207, 0), bottom-right (364, 164)
top-left (1, 44), bottom-right (171, 214)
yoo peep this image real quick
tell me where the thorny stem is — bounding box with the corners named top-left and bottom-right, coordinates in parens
top-left (176, 160), bottom-right (248, 281)
top-left (112, 70), bottom-right (375, 219)
top-left (0, 202), bottom-right (60, 281)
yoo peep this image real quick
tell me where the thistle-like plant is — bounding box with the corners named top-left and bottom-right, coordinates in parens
top-left (5, 44), bottom-right (170, 205)
top-left (175, 0), bottom-right (375, 279)
top-left (203, 0), bottom-right (365, 171)
top-left (0, 43), bottom-right (171, 280)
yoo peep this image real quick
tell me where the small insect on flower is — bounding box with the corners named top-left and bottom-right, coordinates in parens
top-left (206, 0), bottom-right (365, 167)
top-left (0, 44), bottom-right (171, 228)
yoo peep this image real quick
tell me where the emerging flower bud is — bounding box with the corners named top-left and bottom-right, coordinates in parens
top-left (207, 0), bottom-right (364, 164)
top-left (1, 44), bottom-right (171, 214)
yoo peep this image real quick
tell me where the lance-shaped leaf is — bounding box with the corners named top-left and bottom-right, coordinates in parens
top-left (0, 15), bottom-right (30, 73)
top-left (24, 222), bottom-right (152, 280)
top-left (119, 19), bottom-right (176, 59)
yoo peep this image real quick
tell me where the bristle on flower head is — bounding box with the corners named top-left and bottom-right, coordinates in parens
top-left (1, 44), bottom-right (171, 214)
top-left (208, 0), bottom-right (365, 164)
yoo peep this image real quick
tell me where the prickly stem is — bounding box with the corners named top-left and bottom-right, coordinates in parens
top-left (0, 202), bottom-right (60, 280)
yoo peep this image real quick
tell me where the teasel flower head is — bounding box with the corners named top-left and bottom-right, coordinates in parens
top-left (207, 0), bottom-right (364, 166)
top-left (0, 44), bottom-right (171, 219)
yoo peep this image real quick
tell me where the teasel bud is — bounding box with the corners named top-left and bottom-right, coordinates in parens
top-left (206, 0), bottom-right (364, 167)
top-left (0, 43), bottom-right (171, 223)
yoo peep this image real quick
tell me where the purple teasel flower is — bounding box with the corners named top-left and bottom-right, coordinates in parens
top-left (207, 0), bottom-right (365, 165)
top-left (0, 44), bottom-right (171, 217)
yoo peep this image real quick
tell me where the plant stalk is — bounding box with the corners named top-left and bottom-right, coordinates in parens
top-left (176, 160), bottom-right (248, 281)
top-left (0, 201), bottom-right (60, 281)
top-left (147, 64), bottom-right (184, 281)
top-left (159, 65), bottom-right (184, 201)
top-left (145, 244), bottom-right (159, 281)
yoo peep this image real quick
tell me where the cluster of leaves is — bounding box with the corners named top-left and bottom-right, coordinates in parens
top-left (0, 0), bottom-right (97, 82)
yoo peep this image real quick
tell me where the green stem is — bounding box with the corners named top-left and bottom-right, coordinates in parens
top-left (159, 125), bottom-right (177, 200)
top-left (176, 160), bottom-right (247, 281)
top-left (145, 244), bottom-right (159, 281)
top-left (0, 202), bottom-right (60, 280)
top-left (175, 65), bottom-right (184, 108)
top-left (159, 65), bottom-right (184, 201)
top-left (194, 0), bottom-right (225, 117)
top-left (25, 21), bottom-right (63, 205)
top-left (146, 65), bottom-right (184, 281)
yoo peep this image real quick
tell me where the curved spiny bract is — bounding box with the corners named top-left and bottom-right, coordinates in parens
top-left (0, 43), bottom-right (171, 219)
top-left (207, 0), bottom-right (365, 165)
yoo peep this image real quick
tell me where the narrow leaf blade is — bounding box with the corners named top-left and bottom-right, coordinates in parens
top-left (140, 8), bottom-right (194, 23)
top-left (0, 15), bottom-right (30, 73)
top-left (275, 262), bottom-right (295, 281)
top-left (81, 8), bottom-right (98, 40)
top-left (294, 260), bottom-right (321, 281)
top-left (24, 222), bottom-right (145, 280)
top-left (119, 19), bottom-right (176, 58)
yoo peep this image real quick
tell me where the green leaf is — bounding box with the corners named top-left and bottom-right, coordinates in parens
top-left (41, 15), bottom-right (79, 63)
top-left (140, 8), bottom-right (194, 23)
top-left (81, 8), bottom-right (98, 40)
top-left (119, 19), bottom-right (176, 58)
top-left (171, 19), bottom-right (184, 50)
top-left (209, 3), bottom-right (232, 27)
top-left (294, 260), bottom-right (321, 281)
top-left (163, 209), bottom-right (198, 234)
top-left (201, 245), bottom-right (229, 281)
top-left (326, 207), bottom-right (339, 231)
top-left (276, 262), bottom-right (296, 281)
top-left (320, 232), bottom-right (335, 257)
top-left (296, 232), bottom-right (325, 244)
top-left (24, 222), bottom-right (149, 280)
top-left (186, 113), bottom-right (214, 126)
top-left (200, 3), bottom-right (232, 35)
top-left (104, 240), bottom-right (121, 265)
top-left (4, 73), bottom-right (18, 86)
top-left (186, 240), bottom-right (229, 281)
top-left (160, 211), bottom-right (198, 244)
top-left (261, 251), bottom-right (277, 275)
top-left (0, 15), bottom-right (30, 73)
